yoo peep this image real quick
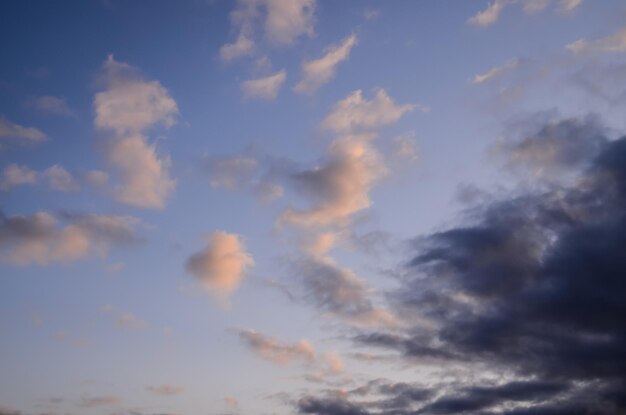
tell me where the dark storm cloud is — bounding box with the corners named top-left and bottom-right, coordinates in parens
top-left (299, 115), bottom-right (626, 414)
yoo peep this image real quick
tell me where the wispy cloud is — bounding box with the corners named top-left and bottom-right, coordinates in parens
top-left (294, 34), bottom-right (358, 95)
top-left (241, 69), bottom-right (287, 100)
top-left (472, 58), bottom-right (521, 84)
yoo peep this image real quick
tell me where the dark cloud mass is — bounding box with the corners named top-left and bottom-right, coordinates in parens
top-left (297, 116), bottom-right (626, 414)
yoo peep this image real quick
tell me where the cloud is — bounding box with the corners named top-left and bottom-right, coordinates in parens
top-left (146, 385), bottom-right (184, 396)
top-left (0, 164), bottom-right (104, 192)
top-left (94, 55), bottom-right (178, 209)
top-left (106, 135), bottom-right (175, 209)
top-left (294, 34), bottom-right (358, 95)
top-left (224, 396), bottom-right (239, 408)
top-left (293, 255), bottom-right (398, 328)
top-left (220, 0), bottom-right (316, 61)
top-left (0, 164), bottom-right (38, 190)
top-left (0, 211), bottom-right (139, 265)
top-left (29, 96), bottom-right (75, 117)
top-left (203, 153), bottom-right (286, 202)
top-left (472, 58), bottom-right (521, 84)
top-left (207, 155), bottom-right (259, 189)
top-left (185, 231), bottom-right (254, 301)
top-left (41, 165), bottom-right (80, 191)
top-left (220, 33), bottom-right (255, 62)
top-left (78, 395), bottom-right (120, 408)
top-left (279, 137), bottom-right (385, 228)
top-left (340, 115), bottom-right (626, 414)
top-left (239, 329), bottom-right (316, 365)
top-left (322, 89), bottom-right (414, 134)
top-left (468, 0), bottom-right (583, 27)
top-left (522, 0), bottom-right (551, 14)
top-left (467, 0), bottom-right (510, 27)
top-left (567, 25), bottom-right (626, 55)
top-left (558, 0), bottom-right (583, 13)
top-left (495, 114), bottom-right (607, 175)
top-left (241, 69), bottom-right (287, 100)
top-left (0, 116), bottom-right (46, 144)
top-left (392, 133), bottom-right (420, 162)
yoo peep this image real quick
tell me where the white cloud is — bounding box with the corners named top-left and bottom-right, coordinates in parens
top-left (567, 26), bottom-right (626, 55)
top-left (322, 89), bottom-right (414, 133)
top-left (94, 56), bottom-right (178, 135)
top-left (280, 137), bottom-right (385, 228)
top-left (0, 164), bottom-right (38, 190)
top-left (94, 55), bottom-right (178, 209)
top-left (241, 69), bottom-right (286, 100)
top-left (472, 58), bottom-right (521, 84)
top-left (0, 116), bottom-right (46, 143)
top-left (30, 96), bottom-right (75, 117)
top-left (0, 211), bottom-right (139, 266)
top-left (468, 0), bottom-right (510, 27)
top-left (185, 231), bottom-right (254, 301)
top-left (220, 0), bottom-right (316, 61)
top-left (42, 165), bottom-right (80, 192)
top-left (263, 0), bottom-right (316, 45)
top-left (220, 33), bottom-right (255, 62)
top-left (294, 34), bottom-right (358, 95)
top-left (106, 135), bottom-right (175, 209)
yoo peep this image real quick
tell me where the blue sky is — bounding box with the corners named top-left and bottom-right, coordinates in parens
top-left (2, 1), bottom-right (626, 415)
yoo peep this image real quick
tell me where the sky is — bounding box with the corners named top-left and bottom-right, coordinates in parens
top-left (1, 0), bottom-right (626, 414)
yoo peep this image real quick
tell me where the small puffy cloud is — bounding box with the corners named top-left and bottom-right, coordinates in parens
top-left (106, 135), bottom-right (175, 209)
top-left (0, 164), bottom-right (38, 190)
top-left (468, 0), bottom-right (510, 27)
top-left (0, 164), bottom-right (97, 192)
top-left (280, 137), bottom-right (385, 228)
top-left (241, 69), bottom-right (286, 100)
top-left (29, 96), bottom-right (75, 117)
top-left (220, 0), bottom-right (316, 61)
top-left (42, 165), bottom-right (80, 192)
top-left (472, 58), bottom-right (521, 84)
top-left (567, 26), bottom-right (626, 55)
top-left (264, 0), bottom-right (316, 45)
top-left (0, 211), bottom-right (139, 266)
top-left (294, 34), bottom-right (358, 95)
top-left (220, 33), bottom-right (255, 62)
top-left (146, 384), bottom-right (184, 396)
top-left (0, 116), bottom-right (46, 144)
top-left (94, 55), bottom-right (178, 135)
top-left (185, 231), bottom-right (254, 301)
top-left (239, 329), bottom-right (316, 365)
top-left (94, 55), bottom-right (178, 209)
top-left (322, 89), bottom-right (414, 133)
